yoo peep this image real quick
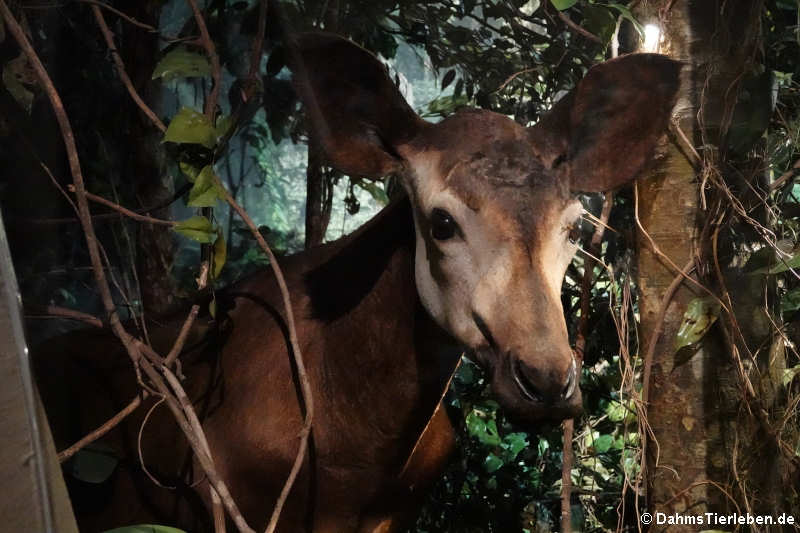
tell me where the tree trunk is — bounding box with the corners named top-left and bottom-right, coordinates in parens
top-left (122, 1), bottom-right (177, 317)
top-left (636, 1), bottom-right (787, 529)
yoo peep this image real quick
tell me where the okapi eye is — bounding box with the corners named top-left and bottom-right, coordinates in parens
top-left (568, 220), bottom-right (582, 244)
top-left (430, 208), bottom-right (458, 241)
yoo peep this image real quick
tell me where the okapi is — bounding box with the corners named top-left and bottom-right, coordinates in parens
top-left (34, 33), bottom-right (681, 533)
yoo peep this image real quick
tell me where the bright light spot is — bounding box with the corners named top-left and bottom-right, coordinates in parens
top-left (642, 24), bottom-right (662, 53)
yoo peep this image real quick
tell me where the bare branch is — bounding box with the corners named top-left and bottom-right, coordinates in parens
top-left (556, 10), bottom-right (603, 44)
top-left (26, 304), bottom-right (104, 328)
top-left (186, 0), bottom-right (222, 119)
top-left (207, 173), bottom-right (314, 533)
top-left (69, 186), bottom-right (177, 226)
top-left (58, 395), bottom-right (143, 462)
top-left (91, 4), bottom-right (167, 132)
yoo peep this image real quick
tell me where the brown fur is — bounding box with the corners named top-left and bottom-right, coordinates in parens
top-left (36, 199), bottom-right (460, 532)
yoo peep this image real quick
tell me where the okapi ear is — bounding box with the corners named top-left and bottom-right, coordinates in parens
top-left (528, 54), bottom-right (683, 192)
top-left (290, 33), bottom-right (425, 178)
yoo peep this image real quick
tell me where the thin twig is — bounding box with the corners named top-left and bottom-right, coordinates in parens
top-left (58, 395), bottom-right (143, 462)
top-left (209, 173), bottom-right (314, 533)
top-left (560, 419), bottom-right (575, 533)
top-left (494, 67), bottom-right (538, 93)
top-left (769, 156), bottom-right (800, 191)
top-left (139, 357), bottom-right (254, 532)
top-left (91, 4), bottom-right (166, 132)
top-left (557, 9), bottom-right (603, 44)
top-left (69, 186), bottom-right (177, 226)
top-left (79, 0), bottom-right (159, 32)
top-left (248, 0), bottom-right (268, 81)
top-left (634, 182), bottom-right (731, 314)
top-left (640, 259), bottom-right (696, 407)
top-left (561, 192), bottom-right (613, 533)
top-left (163, 367), bottom-right (226, 533)
top-left (164, 304), bottom-right (200, 367)
top-left (186, 0), bottom-right (221, 119)
top-left (26, 304), bottom-right (104, 328)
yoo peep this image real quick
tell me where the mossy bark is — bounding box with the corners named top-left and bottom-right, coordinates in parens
top-left (635, 1), bottom-right (788, 529)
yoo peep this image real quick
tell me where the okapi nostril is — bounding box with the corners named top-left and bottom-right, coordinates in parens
top-left (561, 358), bottom-right (578, 400)
top-left (512, 361), bottom-right (544, 403)
top-left (561, 359), bottom-right (578, 400)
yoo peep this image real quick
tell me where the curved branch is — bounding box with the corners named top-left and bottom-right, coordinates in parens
top-left (91, 4), bottom-right (166, 132)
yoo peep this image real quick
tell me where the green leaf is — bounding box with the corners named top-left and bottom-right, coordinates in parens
top-left (783, 365), bottom-right (800, 387)
top-left (441, 69), bottom-right (456, 90)
top-left (465, 410), bottom-right (501, 446)
top-left (68, 445), bottom-right (118, 484)
top-left (209, 297), bottom-right (216, 319)
top-left (356, 181), bottom-right (389, 205)
top-left (163, 107), bottom-right (216, 148)
top-left (103, 526), bottom-right (188, 533)
top-left (213, 231), bottom-right (227, 278)
top-left (674, 297), bottom-right (721, 351)
top-left (215, 114), bottom-right (234, 143)
top-left (484, 453), bottom-right (504, 473)
top-left (550, 0), bottom-right (577, 10)
top-left (187, 166), bottom-right (224, 207)
top-left (782, 287), bottom-right (800, 312)
top-left (582, 5), bottom-right (617, 44)
top-left (502, 432), bottom-right (528, 460)
top-left (2, 54), bottom-right (34, 112)
top-left (606, 3), bottom-right (645, 37)
top-left (605, 400), bottom-right (626, 422)
top-left (179, 162), bottom-right (201, 183)
top-left (754, 252), bottom-right (800, 274)
top-left (173, 216), bottom-right (215, 243)
top-left (152, 47), bottom-right (210, 81)
top-left (593, 434), bottom-right (614, 454)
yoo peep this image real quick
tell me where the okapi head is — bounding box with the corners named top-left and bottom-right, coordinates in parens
top-left (292, 33), bottom-right (681, 422)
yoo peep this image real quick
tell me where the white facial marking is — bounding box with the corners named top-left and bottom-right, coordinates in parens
top-left (397, 145), bottom-right (585, 354)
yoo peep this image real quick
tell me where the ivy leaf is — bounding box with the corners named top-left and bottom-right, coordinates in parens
top-left (152, 47), bottom-right (210, 81)
top-left (441, 69), bottom-right (456, 90)
top-left (356, 180), bottom-right (389, 205)
top-left (607, 3), bottom-right (645, 37)
top-left (2, 54), bottom-right (35, 112)
top-left (674, 297), bottom-right (720, 352)
top-left (465, 410), bottom-right (501, 446)
top-left (213, 230), bottom-right (227, 279)
top-left (782, 287), bottom-right (800, 313)
top-left (753, 252), bottom-right (800, 274)
top-left (502, 432), bottom-right (528, 460)
top-left (484, 453), bottom-right (504, 473)
top-left (582, 5), bottom-right (617, 44)
top-left (550, 0), bottom-right (577, 10)
top-left (784, 365), bottom-right (800, 387)
top-left (592, 434), bottom-right (614, 454)
top-left (163, 107), bottom-right (216, 149)
top-left (215, 114), bottom-right (234, 144)
top-left (173, 216), bottom-right (215, 243)
top-left (179, 162), bottom-right (201, 183)
top-left (187, 166), bottom-right (224, 207)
